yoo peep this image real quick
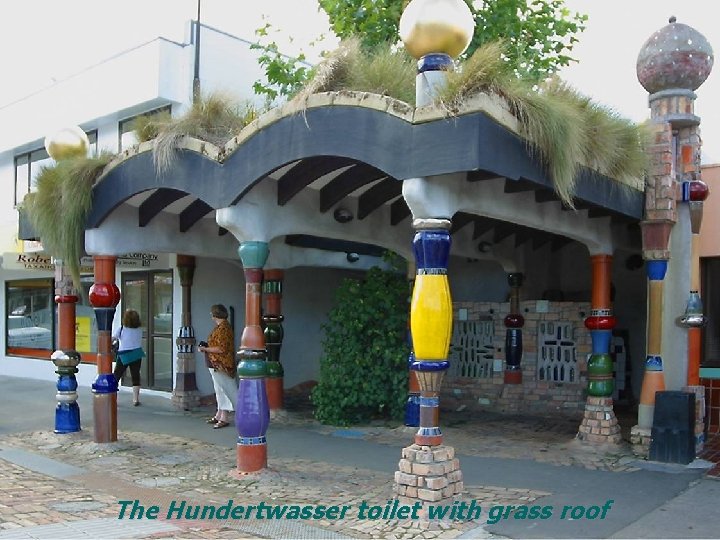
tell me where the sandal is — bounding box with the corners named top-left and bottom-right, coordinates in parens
top-left (206, 416), bottom-right (219, 424)
top-left (213, 421), bottom-right (230, 429)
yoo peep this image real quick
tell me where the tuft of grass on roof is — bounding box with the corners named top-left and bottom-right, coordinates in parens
top-left (294, 39), bottom-right (647, 205)
top-left (135, 93), bottom-right (261, 174)
top-left (438, 42), bottom-right (649, 205)
top-left (292, 37), bottom-right (416, 107)
top-left (23, 152), bottom-right (114, 296)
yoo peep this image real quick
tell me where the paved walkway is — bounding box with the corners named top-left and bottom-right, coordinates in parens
top-left (0, 375), bottom-right (718, 539)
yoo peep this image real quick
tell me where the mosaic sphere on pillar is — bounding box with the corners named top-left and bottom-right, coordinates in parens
top-left (637, 17), bottom-right (714, 94)
top-left (89, 282), bottom-right (121, 308)
top-left (399, 0), bottom-right (475, 59)
top-left (45, 126), bottom-right (89, 161)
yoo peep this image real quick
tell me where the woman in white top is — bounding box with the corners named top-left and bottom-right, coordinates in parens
top-left (112, 309), bottom-right (145, 406)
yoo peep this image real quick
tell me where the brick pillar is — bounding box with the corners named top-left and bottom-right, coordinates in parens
top-left (634, 16), bottom-right (713, 458)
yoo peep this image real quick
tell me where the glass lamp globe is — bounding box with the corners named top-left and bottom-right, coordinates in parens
top-left (399, 0), bottom-right (476, 60)
top-left (45, 126), bottom-right (89, 161)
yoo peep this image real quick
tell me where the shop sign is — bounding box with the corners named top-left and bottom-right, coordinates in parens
top-left (2, 252), bottom-right (169, 272)
top-left (75, 317), bottom-right (92, 352)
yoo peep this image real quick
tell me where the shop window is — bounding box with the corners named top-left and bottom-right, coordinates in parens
top-left (5, 278), bottom-right (54, 355)
top-left (5, 276), bottom-right (99, 360)
top-left (118, 105), bottom-right (171, 152)
top-left (702, 257), bottom-right (720, 366)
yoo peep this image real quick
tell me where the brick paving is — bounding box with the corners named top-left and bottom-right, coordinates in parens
top-left (0, 405), bottom-right (715, 539)
top-left (699, 432), bottom-right (720, 477)
top-left (0, 426), bottom-right (549, 539)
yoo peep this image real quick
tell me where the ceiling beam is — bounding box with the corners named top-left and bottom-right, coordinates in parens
top-left (390, 197), bottom-right (411, 226)
top-left (277, 156), bottom-right (355, 206)
top-left (467, 169), bottom-right (502, 182)
top-left (450, 212), bottom-right (475, 234)
top-left (503, 178), bottom-right (537, 194)
top-left (179, 199), bottom-right (213, 233)
top-left (138, 189), bottom-right (187, 227)
top-left (358, 178), bottom-right (402, 219)
top-left (319, 164), bottom-right (386, 212)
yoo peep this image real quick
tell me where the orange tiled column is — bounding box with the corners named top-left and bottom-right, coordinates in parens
top-left (577, 255), bottom-right (621, 444)
top-left (88, 256), bottom-right (121, 443)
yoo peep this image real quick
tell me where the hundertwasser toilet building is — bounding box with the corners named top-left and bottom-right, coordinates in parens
top-left (1, 0), bottom-right (716, 498)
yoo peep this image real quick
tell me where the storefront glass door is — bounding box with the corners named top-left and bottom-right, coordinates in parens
top-left (121, 271), bottom-right (173, 391)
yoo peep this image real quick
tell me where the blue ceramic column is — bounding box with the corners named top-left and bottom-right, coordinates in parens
top-left (236, 241), bottom-right (270, 473)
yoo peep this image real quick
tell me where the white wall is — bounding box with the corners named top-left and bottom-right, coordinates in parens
top-left (196, 25), bottom-right (268, 107)
top-left (189, 256), bottom-right (246, 396)
top-left (281, 266), bottom-right (365, 388)
top-left (0, 39), bottom-right (188, 154)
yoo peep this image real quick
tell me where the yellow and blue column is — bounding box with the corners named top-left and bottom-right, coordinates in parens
top-left (409, 218), bottom-right (453, 446)
top-left (638, 260), bottom-right (668, 429)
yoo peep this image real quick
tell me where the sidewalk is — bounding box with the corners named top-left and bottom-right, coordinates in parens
top-left (0, 375), bottom-right (718, 539)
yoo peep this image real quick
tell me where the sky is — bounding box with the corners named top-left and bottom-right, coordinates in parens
top-left (1, 0), bottom-right (717, 162)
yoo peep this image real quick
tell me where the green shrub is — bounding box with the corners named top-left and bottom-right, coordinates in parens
top-left (312, 265), bottom-right (410, 425)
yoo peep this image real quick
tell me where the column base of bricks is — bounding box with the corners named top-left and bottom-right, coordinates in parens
top-left (576, 397), bottom-right (622, 444)
top-left (630, 425), bottom-right (652, 458)
top-left (394, 444), bottom-right (462, 520)
top-left (171, 390), bottom-right (201, 410)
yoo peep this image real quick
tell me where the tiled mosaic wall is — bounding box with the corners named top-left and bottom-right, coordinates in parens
top-left (701, 377), bottom-right (720, 433)
top-left (442, 301), bottom-right (591, 415)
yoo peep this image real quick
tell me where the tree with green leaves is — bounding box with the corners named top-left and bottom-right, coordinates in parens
top-left (311, 264), bottom-right (410, 426)
top-left (252, 0), bottom-right (587, 101)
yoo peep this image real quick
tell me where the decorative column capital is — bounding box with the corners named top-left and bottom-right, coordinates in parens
top-left (238, 241), bottom-right (269, 269)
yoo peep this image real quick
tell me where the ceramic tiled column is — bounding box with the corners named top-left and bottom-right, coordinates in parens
top-left (172, 255), bottom-right (200, 410)
top-left (52, 261), bottom-right (81, 433)
top-left (504, 273), bottom-right (524, 384)
top-left (235, 241), bottom-right (270, 473)
top-left (577, 255), bottom-right (621, 444)
top-left (89, 256), bottom-right (121, 443)
top-left (262, 269), bottom-right (285, 413)
top-left (410, 219), bottom-right (453, 447)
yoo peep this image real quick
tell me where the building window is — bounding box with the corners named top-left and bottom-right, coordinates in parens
top-left (86, 130), bottom-right (99, 157)
top-left (14, 148), bottom-right (51, 206)
top-left (14, 129), bottom-right (99, 207)
top-left (118, 105), bottom-right (172, 152)
top-left (5, 278), bottom-right (54, 355)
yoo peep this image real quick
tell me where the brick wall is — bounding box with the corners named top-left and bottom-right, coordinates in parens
top-left (702, 377), bottom-right (720, 433)
top-left (442, 300), bottom-right (591, 416)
